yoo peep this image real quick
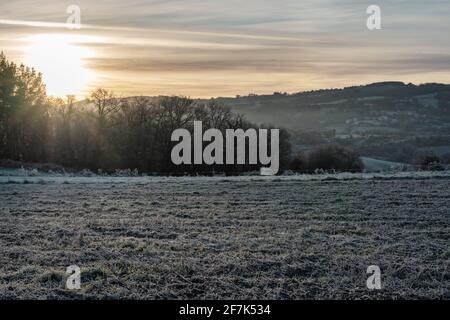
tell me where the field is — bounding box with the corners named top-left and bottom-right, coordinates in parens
top-left (1, 174), bottom-right (449, 299)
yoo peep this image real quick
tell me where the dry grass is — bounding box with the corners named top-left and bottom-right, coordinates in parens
top-left (0, 178), bottom-right (449, 299)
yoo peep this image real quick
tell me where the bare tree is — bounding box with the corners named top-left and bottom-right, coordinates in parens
top-left (88, 88), bottom-right (120, 124)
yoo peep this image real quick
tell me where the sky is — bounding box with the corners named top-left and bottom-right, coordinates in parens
top-left (1, 0), bottom-right (449, 98)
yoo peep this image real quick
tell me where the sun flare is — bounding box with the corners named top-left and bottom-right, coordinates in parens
top-left (23, 34), bottom-right (96, 98)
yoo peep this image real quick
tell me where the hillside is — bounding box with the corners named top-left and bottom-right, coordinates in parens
top-left (77, 82), bottom-right (450, 164)
top-left (212, 82), bottom-right (450, 134)
top-left (211, 82), bottom-right (450, 163)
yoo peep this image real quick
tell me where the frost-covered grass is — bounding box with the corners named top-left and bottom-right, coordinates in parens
top-left (2, 167), bottom-right (450, 185)
top-left (0, 177), bottom-right (449, 299)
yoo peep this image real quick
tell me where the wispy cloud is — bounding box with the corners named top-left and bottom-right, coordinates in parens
top-left (1, 0), bottom-right (450, 97)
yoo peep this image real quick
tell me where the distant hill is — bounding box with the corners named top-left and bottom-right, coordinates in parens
top-left (77, 82), bottom-right (450, 162)
top-left (78, 82), bottom-right (450, 136)
top-left (209, 82), bottom-right (450, 135)
top-left (207, 81), bottom-right (450, 162)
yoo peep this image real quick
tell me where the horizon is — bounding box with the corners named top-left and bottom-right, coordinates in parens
top-left (1, 1), bottom-right (450, 99)
top-left (71, 80), bottom-right (450, 101)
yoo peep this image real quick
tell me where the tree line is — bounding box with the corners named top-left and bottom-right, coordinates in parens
top-left (1, 53), bottom-right (291, 174)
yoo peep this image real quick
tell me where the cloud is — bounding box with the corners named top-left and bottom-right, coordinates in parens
top-left (1, 0), bottom-right (450, 97)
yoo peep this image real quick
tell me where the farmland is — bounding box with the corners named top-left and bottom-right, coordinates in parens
top-left (0, 175), bottom-right (449, 299)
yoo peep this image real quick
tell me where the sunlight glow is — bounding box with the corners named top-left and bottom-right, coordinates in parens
top-left (23, 34), bottom-right (97, 97)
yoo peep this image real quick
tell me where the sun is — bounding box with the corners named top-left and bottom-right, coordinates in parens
top-left (23, 34), bottom-right (96, 98)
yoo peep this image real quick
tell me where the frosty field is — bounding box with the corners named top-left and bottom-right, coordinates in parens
top-left (0, 174), bottom-right (449, 299)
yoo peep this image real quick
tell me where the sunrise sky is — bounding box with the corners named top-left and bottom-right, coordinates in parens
top-left (1, 0), bottom-right (449, 98)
